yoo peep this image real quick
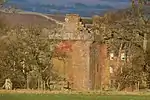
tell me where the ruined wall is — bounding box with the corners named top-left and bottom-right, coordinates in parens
top-left (92, 13), bottom-right (130, 89)
top-left (52, 41), bottom-right (92, 90)
top-left (64, 14), bottom-right (81, 32)
top-left (89, 43), bottom-right (110, 90)
top-left (68, 41), bottom-right (92, 90)
top-left (51, 14), bottom-right (110, 91)
top-left (89, 42), bottom-right (101, 90)
top-left (48, 14), bottom-right (94, 41)
top-left (51, 14), bottom-right (94, 90)
top-left (62, 14), bottom-right (94, 41)
top-left (99, 44), bottom-right (110, 90)
top-left (63, 14), bottom-right (94, 90)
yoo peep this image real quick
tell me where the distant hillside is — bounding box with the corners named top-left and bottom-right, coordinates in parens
top-left (0, 11), bottom-right (57, 28)
top-left (4, 0), bottom-right (128, 17)
top-left (46, 14), bottom-right (65, 22)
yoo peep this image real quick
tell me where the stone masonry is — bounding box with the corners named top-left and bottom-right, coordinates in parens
top-left (50, 14), bottom-right (110, 91)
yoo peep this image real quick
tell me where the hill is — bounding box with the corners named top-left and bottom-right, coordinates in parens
top-left (0, 11), bottom-right (64, 28)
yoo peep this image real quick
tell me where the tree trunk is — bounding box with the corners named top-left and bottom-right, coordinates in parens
top-left (43, 81), bottom-right (46, 90)
top-left (137, 81), bottom-right (140, 91)
top-left (27, 74), bottom-right (29, 89)
top-left (38, 78), bottom-right (40, 90)
top-left (143, 33), bottom-right (147, 52)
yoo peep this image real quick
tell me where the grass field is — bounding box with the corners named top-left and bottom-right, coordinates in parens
top-left (0, 93), bottom-right (150, 100)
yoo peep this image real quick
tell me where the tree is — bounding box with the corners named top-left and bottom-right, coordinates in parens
top-left (0, 26), bottom-right (62, 90)
top-left (93, 0), bottom-right (150, 90)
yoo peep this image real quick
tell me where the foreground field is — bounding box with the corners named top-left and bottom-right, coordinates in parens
top-left (0, 93), bottom-right (150, 100)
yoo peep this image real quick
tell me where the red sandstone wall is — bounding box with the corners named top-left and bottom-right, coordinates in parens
top-left (99, 44), bottom-right (110, 90)
top-left (53, 41), bottom-right (110, 90)
top-left (94, 44), bottom-right (102, 89)
top-left (68, 41), bottom-right (91, 90)
top-left (52, 40), bottom-right (92, 90)
top-left (89, 43), bottom-right (101, 90)
top-left (89, 43), bottom-right (110, 90)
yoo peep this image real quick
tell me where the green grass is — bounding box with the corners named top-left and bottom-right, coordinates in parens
top-left (0, 93), bottom-right (150, 100)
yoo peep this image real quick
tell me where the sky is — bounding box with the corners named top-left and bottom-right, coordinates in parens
top-left (26, 0), bottom-right (131, 6)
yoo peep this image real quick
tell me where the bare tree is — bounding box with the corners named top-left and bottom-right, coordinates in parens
top-left (0, 26), bottom-right (63, 90)
top-left (92, 0), bottom-right (150, 91)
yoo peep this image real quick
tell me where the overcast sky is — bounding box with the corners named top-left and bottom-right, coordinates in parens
top-left (26, 0), bottom-right (131, 5)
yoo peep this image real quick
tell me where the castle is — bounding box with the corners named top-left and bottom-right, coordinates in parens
top-left (0, 9), bottom-right (131, 91)
top-left (49, 14), bottom-right (115, 91)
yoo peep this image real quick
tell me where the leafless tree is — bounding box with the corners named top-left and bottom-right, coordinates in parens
top-left (0, 26), bottom-right (63, 90)
top-left (92, 0), bottom-right (150, 91)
